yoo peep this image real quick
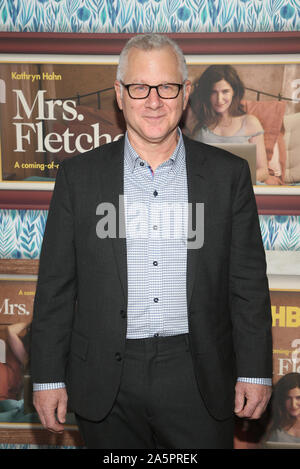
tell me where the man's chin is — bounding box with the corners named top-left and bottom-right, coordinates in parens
top-left (127, 125), bottom-right (179, 147)
top-left (139, 128), bottom-right (178, 144)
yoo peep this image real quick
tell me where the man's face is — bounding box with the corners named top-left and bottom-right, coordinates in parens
top-left (115, 46), bottom-right (191, 147)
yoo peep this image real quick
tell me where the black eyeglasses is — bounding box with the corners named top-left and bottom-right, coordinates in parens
top-left (121, 82), bottom-right (184, 99)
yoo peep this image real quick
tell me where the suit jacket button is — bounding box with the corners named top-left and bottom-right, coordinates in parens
top-left (115, 352), bottom-right (122, 361)
top-left (120, 310), bottom-right (127, 318)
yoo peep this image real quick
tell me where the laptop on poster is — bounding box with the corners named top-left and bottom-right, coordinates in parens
top-left (263, 441), bottom-right (300, 449)
top-left (211, 143), bottom-right (257, 185)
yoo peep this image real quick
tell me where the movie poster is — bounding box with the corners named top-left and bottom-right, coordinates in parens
top-left (262, 289), bottom-right (300, 449)
top-left (0, 278), bottom-right (36, 424)
top-left (1, 277), bottom-right (299, 447)
top-left (235, 288), bottom-right (300, 449)
top-left (0, 277), bottom-right (76, 428)
top-left (0, 57), bottom-right (299, 188)
top-left (0, 60), bottom-right (125, 184)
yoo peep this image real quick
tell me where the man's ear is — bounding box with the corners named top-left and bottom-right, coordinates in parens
top-left (114, 80), bottom-right (123, 110)
top-left (183, 80), bottom-right (192, 110)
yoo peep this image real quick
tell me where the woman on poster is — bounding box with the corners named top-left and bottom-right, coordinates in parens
top-left (266, 373), bottom-right (300, 444)
top-left (189, 64), bottom-right (281, 185)
top-left (0, 322), bottom-right (28, 401)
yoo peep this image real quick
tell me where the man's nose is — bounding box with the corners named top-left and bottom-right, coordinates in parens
top-left (146, 87), bottom-right (163, 107)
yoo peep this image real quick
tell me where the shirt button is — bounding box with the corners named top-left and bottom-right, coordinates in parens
top-left (154, 333), bottom-right (159, 337)
top-left (153, 225), bottom-right (158, 230)
top-left (154, 297), bottom-right (159, 303)
top-left (153, 190), bottom-right (158, 197)
top-left (153, 261), bottom-right (158, 266)
top-left (140, 161), bottom-right (144, 166)
top-left (115, 352), bottom-right (122, 361)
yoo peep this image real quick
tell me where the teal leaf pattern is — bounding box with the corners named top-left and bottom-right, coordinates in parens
top-left (280, 4), bottom-right (295, 20)
top-left (1, 4), bottom-right (7, 23)
top-left (0, 0), bottom-right (298, 32)
top-left (0, 211), bottom-right (299, 259)
top-left (0, 211), bottom-right (18, 258)
top-left (0, 210), bottom-right (47, 259)
top-left (77, 6), bottom-right (91, 22)
top-left (177, 6), bottom-right (191, 22)
top-left (259, 215), bottom-right (300, 251)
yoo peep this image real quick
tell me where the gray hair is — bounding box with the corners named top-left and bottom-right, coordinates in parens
top-left (116, 33), bottom-right (188, 83)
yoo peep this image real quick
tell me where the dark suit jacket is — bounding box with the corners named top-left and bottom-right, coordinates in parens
top-left (31, 135), bottom-right (272, 421)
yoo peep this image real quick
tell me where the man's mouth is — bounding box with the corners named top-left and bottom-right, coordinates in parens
top-left (143, 115), bottom-right (164, 120)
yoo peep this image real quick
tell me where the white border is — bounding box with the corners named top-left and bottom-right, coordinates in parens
top-left (0, 53), bottom-right (299, 64)
top-left (0, 422), bottom-right (78, 430)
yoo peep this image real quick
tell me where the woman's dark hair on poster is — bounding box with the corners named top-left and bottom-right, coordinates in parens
top-left (270, 373), bottom-right (300, 432)
top-left (190, 64), bottom-right (246, 130)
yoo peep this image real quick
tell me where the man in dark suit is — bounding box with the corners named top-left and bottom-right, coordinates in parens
top-left (31, 34), bottom-right (272, 449)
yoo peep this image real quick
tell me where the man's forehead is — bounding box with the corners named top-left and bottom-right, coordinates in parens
top-left (123, 46), bottom-right (182, 81)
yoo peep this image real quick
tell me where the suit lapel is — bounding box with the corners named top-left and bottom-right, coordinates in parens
top-left (184, 136), bottom-right (209, 307)
top-left (98, 138), bottom-right (128, 303)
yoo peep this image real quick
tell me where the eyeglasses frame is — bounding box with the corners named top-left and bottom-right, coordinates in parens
top-left (120, 81), bottom-right (184, 99)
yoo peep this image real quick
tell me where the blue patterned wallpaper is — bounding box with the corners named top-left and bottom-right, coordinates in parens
top-left (0, 0), bottom-right (299, 33)
top-left (0, 210), bottom-right (299, 259)
top-left (0, 210), bottom-right (47, 259)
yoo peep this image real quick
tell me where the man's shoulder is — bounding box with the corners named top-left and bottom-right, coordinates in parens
top-left (60, 137), bottom-right (125, 172)
top-left (183, 134), bottom-right (247, 171)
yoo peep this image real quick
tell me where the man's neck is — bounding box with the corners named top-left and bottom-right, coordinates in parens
top-left (127, 129), bottom-right (179, 172)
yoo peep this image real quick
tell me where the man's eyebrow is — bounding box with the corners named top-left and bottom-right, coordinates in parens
top-left (127, 79), bottom-right (147, 83)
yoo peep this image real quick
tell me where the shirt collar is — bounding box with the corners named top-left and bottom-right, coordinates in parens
top-left (124, 128), bottom-right (185, 175)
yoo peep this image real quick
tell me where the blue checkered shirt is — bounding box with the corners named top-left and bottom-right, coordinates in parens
top-left (124, 130), bottom-right (189, 338)
top-left (33, 129), bottom-right (271, 390)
